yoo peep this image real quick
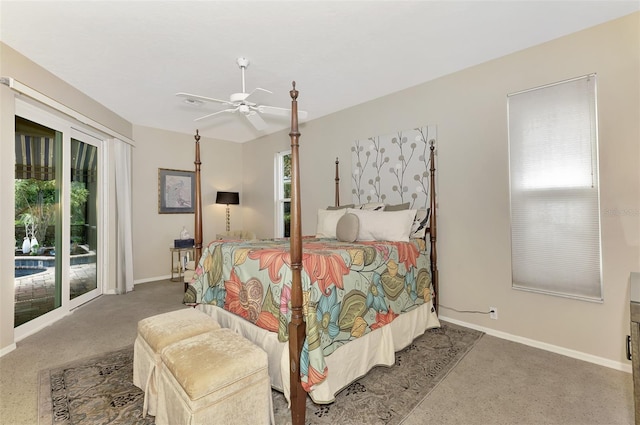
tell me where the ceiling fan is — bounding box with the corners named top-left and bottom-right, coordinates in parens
top-left (176, 57), bottom-right (308, 131)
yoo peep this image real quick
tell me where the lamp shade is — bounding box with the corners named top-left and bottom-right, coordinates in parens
top-left (215, 191), bottom-right (239, 205)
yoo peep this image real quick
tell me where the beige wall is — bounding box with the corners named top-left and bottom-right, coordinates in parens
top-left (131, 125), bottom-right (243, 282)
top-left (242, 13), bottom-right (640, 367)
top-left (0, 43), bottom-right (133, 139)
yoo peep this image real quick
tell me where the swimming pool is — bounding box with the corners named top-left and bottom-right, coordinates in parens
top-left (15, 267), bottom-right (48, 278)
top-left (14, 251), bottom-right (96, 279)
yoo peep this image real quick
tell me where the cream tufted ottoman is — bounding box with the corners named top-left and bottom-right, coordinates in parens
top-left (133, 307), bottom-right (220, 416)
top-left (155, 328), bottom-right (274, 425)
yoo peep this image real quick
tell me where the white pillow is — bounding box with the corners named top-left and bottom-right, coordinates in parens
top-left (346, 208), bottom-right (417, 242)
top-left (315, 208), bottom-right (347, 238)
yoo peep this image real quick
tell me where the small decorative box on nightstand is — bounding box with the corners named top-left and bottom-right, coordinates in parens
top-left (174, 238), bottom-right (194, 248)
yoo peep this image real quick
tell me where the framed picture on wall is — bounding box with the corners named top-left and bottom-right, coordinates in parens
top-left (158, 168), bottom-right (196, 214)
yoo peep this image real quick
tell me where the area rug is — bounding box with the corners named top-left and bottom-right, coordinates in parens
top-left (39, 322), bottom-right (482, 425)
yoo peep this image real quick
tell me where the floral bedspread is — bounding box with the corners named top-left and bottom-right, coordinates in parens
top-left (183, 236), bottom-right (433, 392)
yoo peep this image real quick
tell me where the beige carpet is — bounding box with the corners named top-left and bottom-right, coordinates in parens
top-left (36, 323), bottom-right (482, 425)
top-left (0, 279), bottom-right (635, 425)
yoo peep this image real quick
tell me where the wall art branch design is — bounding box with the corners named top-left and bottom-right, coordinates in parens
top-left (351, 125), bottom-right (436, 209)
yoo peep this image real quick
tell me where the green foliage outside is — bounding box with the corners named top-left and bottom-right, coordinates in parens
top-left (283, 154), bottom-right (291, 237)
top-left (14, 179), bottom-right (89, 248)
top-left (283, 153), bottom-right (291, 178)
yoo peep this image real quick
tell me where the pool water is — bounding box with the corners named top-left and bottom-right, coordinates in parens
top-left (15, 267), bottom-right (47, 278)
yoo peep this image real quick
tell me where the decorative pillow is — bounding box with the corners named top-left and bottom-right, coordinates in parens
top-left (410, 208), bottom-right (430, 239)
top-left (326, 204), bottom-right (355, 210)
top-left (354, 202), bottom-right (385, 211)
top-left (315, 208), bottom-right (346, 238)
top-left (384, 202), bottom-right (410, 211)
top-left (336, 213), bottom-right (359, 242)
top-left (347, 208), bottom-right (416, 242)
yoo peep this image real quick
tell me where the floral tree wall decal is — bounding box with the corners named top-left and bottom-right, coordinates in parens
top-left (413, 126), bottom-right (433, 206)
top-left (351, 139), bottom-right (369, 204)
top-left (351, 125), bottom-right (436, 209)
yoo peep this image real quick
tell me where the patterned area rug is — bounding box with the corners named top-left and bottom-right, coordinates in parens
top-left (39, 322), bottom-right (482, 425)
top-left (38, 346), bottom-right (153, 425)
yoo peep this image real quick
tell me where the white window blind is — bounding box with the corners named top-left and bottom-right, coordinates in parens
top-left (508, 74), bottom-right (602, 301)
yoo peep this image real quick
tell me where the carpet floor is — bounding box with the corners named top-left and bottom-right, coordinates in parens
top-left (39, 322), bottom-right (483, 425)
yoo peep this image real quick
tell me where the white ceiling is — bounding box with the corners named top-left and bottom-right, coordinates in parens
top-left (1, 1), bottom-right (638, 143)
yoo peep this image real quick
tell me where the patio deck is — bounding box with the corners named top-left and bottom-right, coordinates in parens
top-left (14, 263), bottom-right (97, 326)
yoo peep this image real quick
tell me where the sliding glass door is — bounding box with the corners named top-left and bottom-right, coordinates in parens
top-left (14, 101), bottom-right (103, 334)
top-left (14, 116), bottom-right (61, 326)
top-left (68, 133), bottom-right (100, 307)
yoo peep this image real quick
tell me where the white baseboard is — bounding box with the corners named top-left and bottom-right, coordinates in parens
top-left (134, 275), bottom-right (171, 285)
top-left (0, 343), bottom-right (16, 357)
top-left (103, 275), bottom-right (173, 294)
top-left (439, 315), bottom-right (632, 374)
top-left (14, 309), bottom-right (74, 344)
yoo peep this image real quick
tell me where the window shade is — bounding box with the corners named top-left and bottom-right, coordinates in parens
top-left (508, 74), bottom-right (602, 301)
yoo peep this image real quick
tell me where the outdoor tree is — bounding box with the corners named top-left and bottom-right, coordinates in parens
top-left (15, 179), bottom-right (89, 247)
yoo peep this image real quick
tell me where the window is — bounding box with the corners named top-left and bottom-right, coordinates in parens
top-left (508, 74), bottom-right (602, 301)
top-left (275, 150), bottom-right (291, 238)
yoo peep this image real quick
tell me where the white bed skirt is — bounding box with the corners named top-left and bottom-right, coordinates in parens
top-left (195, 300), bottom-right (440, 404)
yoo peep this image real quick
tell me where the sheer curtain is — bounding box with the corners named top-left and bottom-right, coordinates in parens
top-left (113, 139), bottom-right (134, 293)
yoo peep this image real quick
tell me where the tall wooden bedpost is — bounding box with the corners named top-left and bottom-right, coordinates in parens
top-left (428, 139), bottom-right (438, 313)
top-left (194, 130), bottom-right (203, 264)
top-left (334, 157), bottom-right (340, 207)
top-left (288, 81), bottom-right (306, 425)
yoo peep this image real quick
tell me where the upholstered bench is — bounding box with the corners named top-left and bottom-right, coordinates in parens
top-left (154, 328), bottom-right (274, 425)
top-left (133, 307), bottom-right (220, 416)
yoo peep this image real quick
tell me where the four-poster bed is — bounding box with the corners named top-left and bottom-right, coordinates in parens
top-left (184, 83), bottom-right (439, 425)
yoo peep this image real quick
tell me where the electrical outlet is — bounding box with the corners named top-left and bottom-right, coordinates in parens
top-left (489, 307), bottom-right (498, 320)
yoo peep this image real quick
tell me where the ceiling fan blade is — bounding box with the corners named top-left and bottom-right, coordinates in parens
top-left (258, 105), bottom-right (308, 120)
top-left (176, 92), bottom-right (233, 106)
top-left (245, 111), bottom-right (267, 130)
top-left (194, 108), bottom-right (237, 122)
top-left (244, 87), bottom-right (273, 101)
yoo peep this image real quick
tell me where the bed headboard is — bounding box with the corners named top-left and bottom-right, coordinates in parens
top-left (333, 140), bottom-right (438, 312)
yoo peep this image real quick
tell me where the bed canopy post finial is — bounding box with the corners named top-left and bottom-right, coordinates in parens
top-left (334, 157), bottom-right (340, 207)
top-left (194, 130), bottom-right (203, 267)
top-left (287, 80), bottom-right (306, 425)
top-left (428, 139), bottom-right (438, 313)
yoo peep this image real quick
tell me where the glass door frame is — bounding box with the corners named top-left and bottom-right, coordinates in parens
top-left (14, 99), bottom-right (106, 339)
top-left (68, 128), bottom-right (103, 310)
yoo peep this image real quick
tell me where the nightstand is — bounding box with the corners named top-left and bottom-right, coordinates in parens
top-left (169, 246), bottom-right (195, 282)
